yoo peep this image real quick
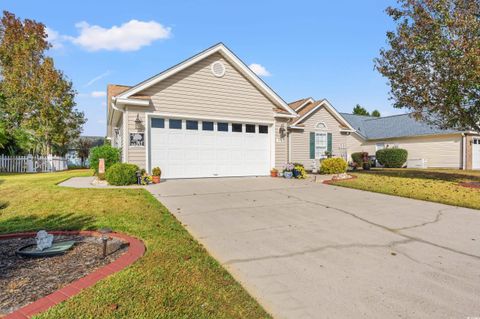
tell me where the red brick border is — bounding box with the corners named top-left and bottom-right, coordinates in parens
top-left (459, 181), bottom-right (480, 189)
top-left (322, 174), bottom-right (357, 185)
top-left (0, 230), bottom-right (145, 319)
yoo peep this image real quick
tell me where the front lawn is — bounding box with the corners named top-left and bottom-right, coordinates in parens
top-left (0, 170), bottom-right (270, 318)
top-left (330, 168), bottom-right (480, 210)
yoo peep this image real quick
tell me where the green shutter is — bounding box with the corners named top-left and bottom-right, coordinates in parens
top-left (309, 132), bottom-right (315, 159)
top-left (327, 133), bottom-right (333, 154)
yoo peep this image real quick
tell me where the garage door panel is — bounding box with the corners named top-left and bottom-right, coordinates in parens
top-left (150, 119), bottom-right (271, 178)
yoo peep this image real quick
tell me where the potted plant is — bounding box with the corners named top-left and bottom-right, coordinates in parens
top-left (270, 168), bottom-right (278, 177)
top-left (152, 167), bottom-right (161, 183)
top-left (283, 163), bottom-right (294, 179)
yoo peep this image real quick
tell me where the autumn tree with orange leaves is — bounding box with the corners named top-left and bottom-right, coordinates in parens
top-left (0, 11), bottom-right (85, 155)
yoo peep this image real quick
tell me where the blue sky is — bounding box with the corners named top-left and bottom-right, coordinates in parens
top-left (3, 0), bottom-right (401, 136)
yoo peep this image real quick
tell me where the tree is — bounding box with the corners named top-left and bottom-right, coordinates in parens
top-left (0, 11), bottom-right (85, 155)
top-left (371, 110), bottom-right (381, 117)
top-left (375, 0), bottom-right (480, 131)
top-left (353, 104), bottom-right (370, 116)
top-left (76, 137), bottom-right (92, 167)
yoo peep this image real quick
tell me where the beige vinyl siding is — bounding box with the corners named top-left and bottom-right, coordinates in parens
top-left (290, 107), bottom-right (348, 168)
top-left (138, 53), bottom-right (277, 122)
top-left (347, 134), bottom-right (463, 168)
top-left (126, 106), bottom-right (149, 168)
top-left (275, 118), bottom-right (288, 168)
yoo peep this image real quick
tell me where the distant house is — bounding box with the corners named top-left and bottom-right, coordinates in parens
top-left (66, 136), bottom-right (104, 167)
top-left (106, 43), bottom-right (480, 178)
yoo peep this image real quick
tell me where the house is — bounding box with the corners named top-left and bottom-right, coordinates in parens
top-left (106, 43), bottom-right (480, 178)
top-left (66, 136), bottom-right (104, 167)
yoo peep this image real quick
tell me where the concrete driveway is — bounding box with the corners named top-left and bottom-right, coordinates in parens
top-left (148, 177), bottom-right (480, 319)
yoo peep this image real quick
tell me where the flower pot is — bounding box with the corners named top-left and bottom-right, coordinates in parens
top-left (270, 171), bottom-right (278, 177)
top-left (292, 169), bottom-right (299, 178)
top-left (152, 176), bottom-right (161, 184)
top-left (284, 171), bottom-right (293, 179)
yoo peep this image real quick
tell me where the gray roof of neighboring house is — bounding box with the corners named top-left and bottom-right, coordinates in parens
top-left (339, 113), bottom-right (461, 140)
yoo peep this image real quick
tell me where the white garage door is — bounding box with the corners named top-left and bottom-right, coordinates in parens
top-left (473, 138), bottom-right (480, 170)
top-left (149, 117), bottom-right (271, 179)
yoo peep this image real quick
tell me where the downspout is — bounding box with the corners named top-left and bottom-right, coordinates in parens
top-left (111, 101), bottom-right (127, 162)
top-left (462, 133), bottom-right (467, 170)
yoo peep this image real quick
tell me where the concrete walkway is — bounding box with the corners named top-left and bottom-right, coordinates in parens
top-left (148, 177), bottom-right (480, 319)
top-left (59, 177), bottom-right (144, 189)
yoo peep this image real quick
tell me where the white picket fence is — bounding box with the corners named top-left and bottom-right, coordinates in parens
top-left (0, 154), bottom-right (68, 173)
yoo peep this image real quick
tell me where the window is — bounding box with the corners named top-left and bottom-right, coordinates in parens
top-left (202, 121), bottom-right (214, 131)
top-left (186, 120), bottom-right (198, 130)
top-left (151, 118), bottom-right (164, 128)
top-left (375, 143), bottom-right (385, 151)
top-left (217, 122), bottom-right (228, 132)
top-left (245, 124), bottom-right (255, 133)
top-left (169, 119), bottom-right (182, 129)
top-left (259, 125), bottom-right (268, 134)
top-left (232, 123), bottom-right (242, 132)
top-left (315, 132), bottom-right (327, 159)
top-left (316, 122), bottom-right (327, 130)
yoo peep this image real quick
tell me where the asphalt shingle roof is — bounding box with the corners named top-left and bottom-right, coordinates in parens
top-left (340, 113), bottom-right (461, 140)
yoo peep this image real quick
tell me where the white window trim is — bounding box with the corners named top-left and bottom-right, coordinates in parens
top-left (315, 132), bottom-right (327, 159)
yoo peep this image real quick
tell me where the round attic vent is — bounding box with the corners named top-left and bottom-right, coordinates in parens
top-left (211, 61), bottom-right (226, 77)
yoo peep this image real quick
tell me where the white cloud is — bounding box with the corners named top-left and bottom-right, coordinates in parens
top-left (248, 63), bottom-right (271, 77)
top-left (46, 27), bottom-right (65, 50)
top-left (91, 91), bottom-right (106, 98)
top-left (85, 70), bottom-right (111, 87)
top-left (70, 20), bottom-right (171, 52)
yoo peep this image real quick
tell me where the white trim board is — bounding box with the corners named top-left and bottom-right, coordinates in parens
top-left (116, 43), bottom-right (297, 116)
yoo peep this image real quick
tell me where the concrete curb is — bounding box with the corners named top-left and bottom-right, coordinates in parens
top-left (1, 230), bottom-right (145, 319)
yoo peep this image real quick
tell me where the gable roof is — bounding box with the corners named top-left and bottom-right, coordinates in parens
top-left (340, 113), bottom-right (461, 140)
top-left (116, 42), bottom-right (296, 116)
top-left (288, 98), bottom-right (314, 112)
top-left (290, 99), bottom-right (355, 130)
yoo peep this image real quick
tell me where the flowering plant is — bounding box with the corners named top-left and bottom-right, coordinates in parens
top-left (283, 163), bottom-right (294, 172)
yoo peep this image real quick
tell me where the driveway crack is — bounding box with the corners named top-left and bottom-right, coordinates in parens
top-left (271, 190), bottom-right (480, 261)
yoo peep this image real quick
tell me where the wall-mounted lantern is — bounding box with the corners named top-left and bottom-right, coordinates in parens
top-left (134, 114), bottom-right (143, 131)
top-left (279, 124), bottom-right (286, 138)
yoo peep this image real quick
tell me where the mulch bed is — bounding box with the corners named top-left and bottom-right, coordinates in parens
top-left (459, 181), bottom-right (480, 189)
top-left (0, 235), bottom-right (128, 316)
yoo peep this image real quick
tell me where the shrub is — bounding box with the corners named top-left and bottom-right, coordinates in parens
top-left (320, 158), bottom-right (348, 174)
top-left (376, 148), bottom-right (408, 168)
top-left (152, 167), bottom-right (161, 176)
top-left (105, 163), bottom-right (139, 186)
top-left (351, 152), bottom-right (365, 166)
top-left (294, 165), bottom-right (308, 179)
top-left (89, 145), bottom-right (121, 174)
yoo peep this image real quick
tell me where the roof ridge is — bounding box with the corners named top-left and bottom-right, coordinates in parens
top-left (363, 112), bottom-right (412, 121)
top-left (288, 97), bottom-right (311, 105)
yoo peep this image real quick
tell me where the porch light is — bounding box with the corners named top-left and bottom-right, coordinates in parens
top-left (279, 124), bottom-right (286, 138)
top-left (135, 114), bottom-right (143, 131)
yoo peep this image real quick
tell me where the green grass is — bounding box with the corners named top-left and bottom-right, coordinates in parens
top-left (330, 168), bottom-right (480, 210)
top-left (0, 170), bottom-right (270, 319)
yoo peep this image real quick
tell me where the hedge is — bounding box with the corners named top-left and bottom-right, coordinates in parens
top-left (105, 163), bottom-right (139, 186)
top-left (89, 145), bottom-right (121, 175)
top-left (320, 158), bottom-right (348, 174)
top-left (351, 152), bottom-right (365, 166)
top-left (376, 148), bottom-right (408, 168)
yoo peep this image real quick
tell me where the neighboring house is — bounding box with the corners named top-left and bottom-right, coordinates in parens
top-left (106, 43), bottom-right (480, 179)
top-left (66, 136), bottom-right (104, 167)
top-left (340, 113), bottom-right (480, 170)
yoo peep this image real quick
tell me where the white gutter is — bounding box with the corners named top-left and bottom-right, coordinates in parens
top-left (114, 97), bottom-right (150, 106)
